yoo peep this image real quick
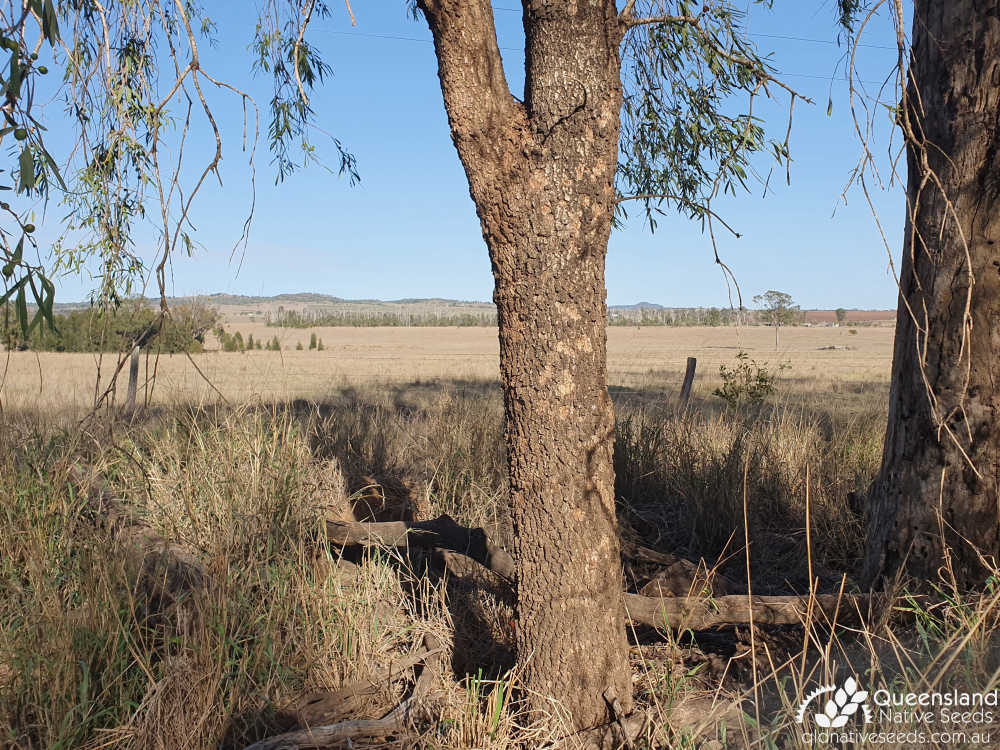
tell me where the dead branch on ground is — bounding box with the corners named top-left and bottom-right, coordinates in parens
top-left (330, 514), bottom-right (873, 630)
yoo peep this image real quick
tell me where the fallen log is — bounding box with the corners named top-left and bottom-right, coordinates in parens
top-left (326, 514), bottom-right (515, 581)
top-left (240, 706), bottom-right (412, 750)
top-left (624, 592), bottom-right (866, 630)
top-left (279, 646), bottom-right (442, 728)
top-left (245, 634), bottom-right (448, 750)
top-left (329, 515), bottom-right (870, 631)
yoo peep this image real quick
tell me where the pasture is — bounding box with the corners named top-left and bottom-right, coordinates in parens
top-left (0, 324), bottom-right (892, 414)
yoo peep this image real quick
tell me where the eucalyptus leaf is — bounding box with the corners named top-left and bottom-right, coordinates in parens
top-left (43, 0), bottom-right (60, 45)
top-left (15, 284), bottom-right (28, 336)
top-left (0, 277), bottom-right (25, 307)
top-left (18, 146), bottom-right (34, 192)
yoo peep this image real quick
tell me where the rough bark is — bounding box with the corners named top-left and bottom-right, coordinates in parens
top-left (417, 0), bottom-right (631, 738)
top-left (864, 1), bottom-right (1000, 588)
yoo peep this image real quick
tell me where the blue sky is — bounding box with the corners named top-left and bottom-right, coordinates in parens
top-left (42, 1), bottom-right (907, 308)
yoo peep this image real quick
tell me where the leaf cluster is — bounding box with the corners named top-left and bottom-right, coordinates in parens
top-left (1, 0), bottom-right (356, 344)
top-left (0, 0), bottom-right (62, 339)
top-left (251, 0), bottom-right (358, 184)
top-left (618, 0), bottom-right (798, 234)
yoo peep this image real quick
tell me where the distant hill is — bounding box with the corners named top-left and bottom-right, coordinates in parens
top-left (612, 301), bottom-right (665, 311)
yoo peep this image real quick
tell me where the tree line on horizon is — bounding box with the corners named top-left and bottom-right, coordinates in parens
top-left (1, 301), bottom-right (218, 353)
top-left (263, 303), bottom-right (850, 328)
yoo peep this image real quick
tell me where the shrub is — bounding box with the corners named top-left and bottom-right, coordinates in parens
top-left (713, 350), bottom-right (782, 408)
top-left (218, 329), bottom-right (240, 352)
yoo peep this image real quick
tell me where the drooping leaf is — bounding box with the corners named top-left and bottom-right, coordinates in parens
top-left (43, 0), bottom-right (60, 45)
top-left (40, 275), bottom-right (56, 331)
top-left (15, 284), bottom-right (28, 336)
top-left (0, 277), bottom-right (26, 307)
top-left (40, 146), bottom-right (66, 189)
top-left (7, 54), bottom-right (22, 100)
top-left (18, 146), bottom-right (34, 192)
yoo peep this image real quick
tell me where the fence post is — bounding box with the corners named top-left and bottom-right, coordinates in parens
top-left (125, 345), bottom-right (140, 410)
top-left (679, 356), bottom-right (697, 407)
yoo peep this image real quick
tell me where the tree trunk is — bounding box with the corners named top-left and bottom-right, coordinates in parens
top-left (864, 0), bottom-right (1000, 589)
top-left (418, 0), bottom-right (632, 739)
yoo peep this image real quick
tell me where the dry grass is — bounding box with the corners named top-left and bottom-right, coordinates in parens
top-left (2, 326), bottom-right (997, 749)
top-left (0, 325), bottom-right (891, 415)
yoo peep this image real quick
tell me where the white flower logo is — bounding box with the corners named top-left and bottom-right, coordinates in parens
top-left (795, 676), bottom-right (872, 728)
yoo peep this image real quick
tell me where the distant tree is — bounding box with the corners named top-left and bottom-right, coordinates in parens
top-left (256, 339), bottom-right (263, 350)
top-left (316, 338), bottom-right (324, 352)
top-left (296, 341), bottom-right (303, 350)
top-left (754, 290), bottom-right (799, 350)
top-left (835, 308), bottom-right (847, 324)
top-left (309, 332), bottom-right (317, 350)
top-left (269, 335), bottom-right (281, 351)
top-left (233, 332), bottom-right (245, 352)
top-left (0, 299), bottom-right (217, 353)
top-left (247, 333), bottom-right (255, 350)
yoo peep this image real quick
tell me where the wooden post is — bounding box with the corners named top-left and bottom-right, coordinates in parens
top-left (679, 356), bottom-right (696, 407)
top-left (125, 345), bottom-right (140, 410)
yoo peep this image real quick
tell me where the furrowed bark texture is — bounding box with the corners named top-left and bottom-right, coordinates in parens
top-left (864, 0), bottom-right (1000, 588)
top-left (418, 0), bottom-right (632, 737)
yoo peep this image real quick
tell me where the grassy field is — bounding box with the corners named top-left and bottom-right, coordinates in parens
top-left (2, 324), bottom-right (997, 749)
top-left (0, 325), bottom-right (892, 414)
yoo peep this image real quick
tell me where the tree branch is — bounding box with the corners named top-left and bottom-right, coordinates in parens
top-left (416, 0), bottom-right (526, 152)
top-left (616, 193), bottom-right (743, 238)
top-left (619, 7), bottom-right (813, 104)
top-left (623, 14), bottom-right (702, 29)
